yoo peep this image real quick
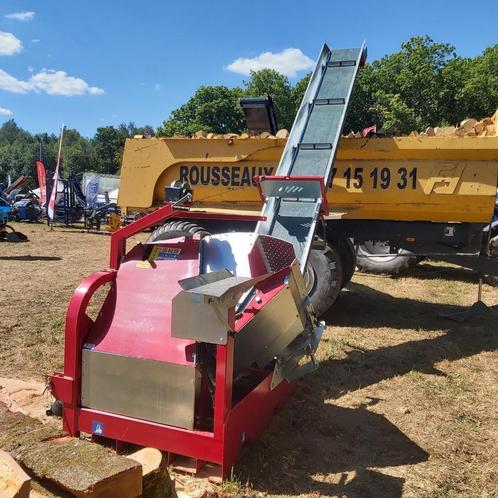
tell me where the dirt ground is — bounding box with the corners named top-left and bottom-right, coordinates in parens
top-left (1, 222), bottom-right (497, 497)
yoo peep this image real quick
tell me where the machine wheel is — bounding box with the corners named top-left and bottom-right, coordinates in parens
top-left (356, 240), bottom-right (421, 275)
top-left (148, 221), bottom-right (211, 242)
top-left (334, 238), bottom-right (356, 287)
top-left (484, 275), bottom-right (498, 286)
top-left (304, 245), bottom-right (343, 317)
top-left (483, 235), bottom-right (498, 286)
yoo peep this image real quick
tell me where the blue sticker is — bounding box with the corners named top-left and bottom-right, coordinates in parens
top-left (157, 252), bottom-right (179, 260)
top-left (156, 248), bottom-right (181, 260)
top-left (92, 421), bottom-right (104, 435)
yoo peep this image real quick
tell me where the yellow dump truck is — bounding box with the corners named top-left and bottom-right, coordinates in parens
top-left (118, 135), bottom-right (498, 314)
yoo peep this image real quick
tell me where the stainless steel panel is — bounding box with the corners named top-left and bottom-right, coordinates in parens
top-left (234, 284), bottom-right (305, 376)
top-left (172, 273), bottom-right (267, 345)
top-left (202, 233), bottom-right (258, 277)
top-left (188, 275), bottom-right (257, 300)
top-left (171, 289), bottom-right (231, 345)
top-left (287, 261), bottom-right (310, 321)
top-left (81, 350), bottom-right (199, 430)
top-left (178, 269), bottom-right (232, 290)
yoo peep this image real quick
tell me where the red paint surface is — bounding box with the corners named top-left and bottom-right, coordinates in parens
top-left (86, 238), bottom-right (200, 365)
top-left (50, 202), bottom-right (300, 478)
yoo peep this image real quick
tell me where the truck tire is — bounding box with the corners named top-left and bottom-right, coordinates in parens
top-left (147, 221), bottom-right (211, 242)
top-left (356, 240), bottom-right (420, 275)
top-left (336, 239), bottom-right (356, 287)
top-left (484, 235), bottom-right (498, 286)
top-left (484, 275), bottom-right (498, 286)
top-left (304, 245), bottom-right (343, 316)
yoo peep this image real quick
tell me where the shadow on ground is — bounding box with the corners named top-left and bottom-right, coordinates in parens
top-left (397, 262), bottom-right (481, 283)
top-left (52, 228), bottom-right (111, 236)
top-left (317, 282), bottom-right (498, 396)
top-left (237, 281), bottom-right (498, 497)
top-left (239, 397), bottom-right (427, 497)
top-left (0, 255), bottom-right (62, 261)
top-left (326, 281), bottom-right (492, 331)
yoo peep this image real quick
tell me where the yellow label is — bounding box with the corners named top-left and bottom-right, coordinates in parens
top-left (148, 246), bottom-right (161, 261)
top-left (136, 260), bottom-right (151, 269)
top-left (149, 245), bottom-right (181, 260)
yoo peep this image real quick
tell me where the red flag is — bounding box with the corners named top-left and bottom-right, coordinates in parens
top-left (36, 160), bottom-right (47, 205)
top-left (361, 125), bottom-right (377, 137)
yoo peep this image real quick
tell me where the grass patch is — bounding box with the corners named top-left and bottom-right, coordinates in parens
top-left (319, 337), bottom-right (349, 359)
top-left (453, 410), bottom-right (482, 430)
top-left (218, 468), bottom-right (243, 494)
top-left (407, 370), bottom-right (473, 400)
top-left (49, 316), bottom-right (64, 331)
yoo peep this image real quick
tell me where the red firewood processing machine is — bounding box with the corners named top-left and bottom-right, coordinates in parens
top-left (49, 42), bottom-right (367, 477)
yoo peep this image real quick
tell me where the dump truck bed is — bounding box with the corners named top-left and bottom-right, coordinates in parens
top-left (118, 136), bottom-right (498, 223)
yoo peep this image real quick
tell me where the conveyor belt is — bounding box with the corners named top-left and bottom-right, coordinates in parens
top-left (256, 43), bottom-right (366, 271)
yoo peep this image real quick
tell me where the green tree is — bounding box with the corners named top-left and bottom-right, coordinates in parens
top-left (118, 122), bottom-right (154, 138)
top-left (0, 120), bottom-right (40, 183)
top-left (90, 122), bottom-right (154, 174)
top-left (91, 126), bottom-right (123, 174)
top-left (0, 119), bottom-right (154, 184)
top-left (57, 128), bottom-right (92, 176)
top-left (157, 71), bottom-right (304, 136)
top-left (441, 45), bottom-right (498, 124)
top-left (243, 69), bottom-right (295, 130)
top-left (345, 36), bottom-right (458, 132)
top-left (291, 73), bottom-right (311, 115)
top-left (157, 86), bottom-right (245, 136)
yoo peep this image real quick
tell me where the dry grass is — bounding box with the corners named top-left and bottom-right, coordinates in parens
top-left (1, 223), bottom-right (498, 497)
top-left (0, 222), bottom-right (145, 377)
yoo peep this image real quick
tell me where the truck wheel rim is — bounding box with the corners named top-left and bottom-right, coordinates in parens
top-left (362, 240), bottom-right (400, 263)
top-left (303, 263), bottom-right (316, 295)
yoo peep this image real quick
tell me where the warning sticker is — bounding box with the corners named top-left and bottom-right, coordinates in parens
top-left (149, 246), bottom-right (181, 261)
top-left (136, 260), bottom-right (152, 269)
top-left (92, 420), bottom-right (104, 435)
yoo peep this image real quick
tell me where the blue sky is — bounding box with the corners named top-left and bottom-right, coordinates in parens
top-left (0, 0), bottom-right (497, 137)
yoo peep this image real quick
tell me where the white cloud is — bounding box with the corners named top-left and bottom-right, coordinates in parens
top-left (0, 107), bottom-right (13, 116)
top-left (28, 65), bottom-right (34, 73)
top-left (226, 48), bottom-right (314, 77)
top-left (154, 83), bottom-right (161, 91)
top-left (29, 70), bottom-right (105, 96)
top-left (32, 39), bottom-right (40, 43)
top-left (0, 68), bottom-right (105, 96)
top-left (5, 11), bottom-right (35, 22)
top-left (0, 32), bottom-right (23, 56)
top-left (0, 69), bottom-right (30, 93)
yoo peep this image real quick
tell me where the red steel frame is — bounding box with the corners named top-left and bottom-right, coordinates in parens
top-left (49, 202), bottom-right (296, 477)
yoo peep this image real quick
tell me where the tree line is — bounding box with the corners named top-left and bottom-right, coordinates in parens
top-left (1, 36), bottom-right (497, 186)
top-left (0, 121), bottom-right (154, 186)
top-left (159, 36), bottom-right (498, 136)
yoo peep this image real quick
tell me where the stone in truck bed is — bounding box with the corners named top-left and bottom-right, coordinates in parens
top-left (0, 402), bottom-right (142, 497)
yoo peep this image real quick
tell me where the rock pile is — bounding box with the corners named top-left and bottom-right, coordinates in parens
top-left (167, 109), bottom-right (498, 140)
top-left (345, 110), bottom-right (498, 138)
top-left (175, 129), bottom-right (290, 140)
top-left (417, 112), bottom-right (497, 137)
